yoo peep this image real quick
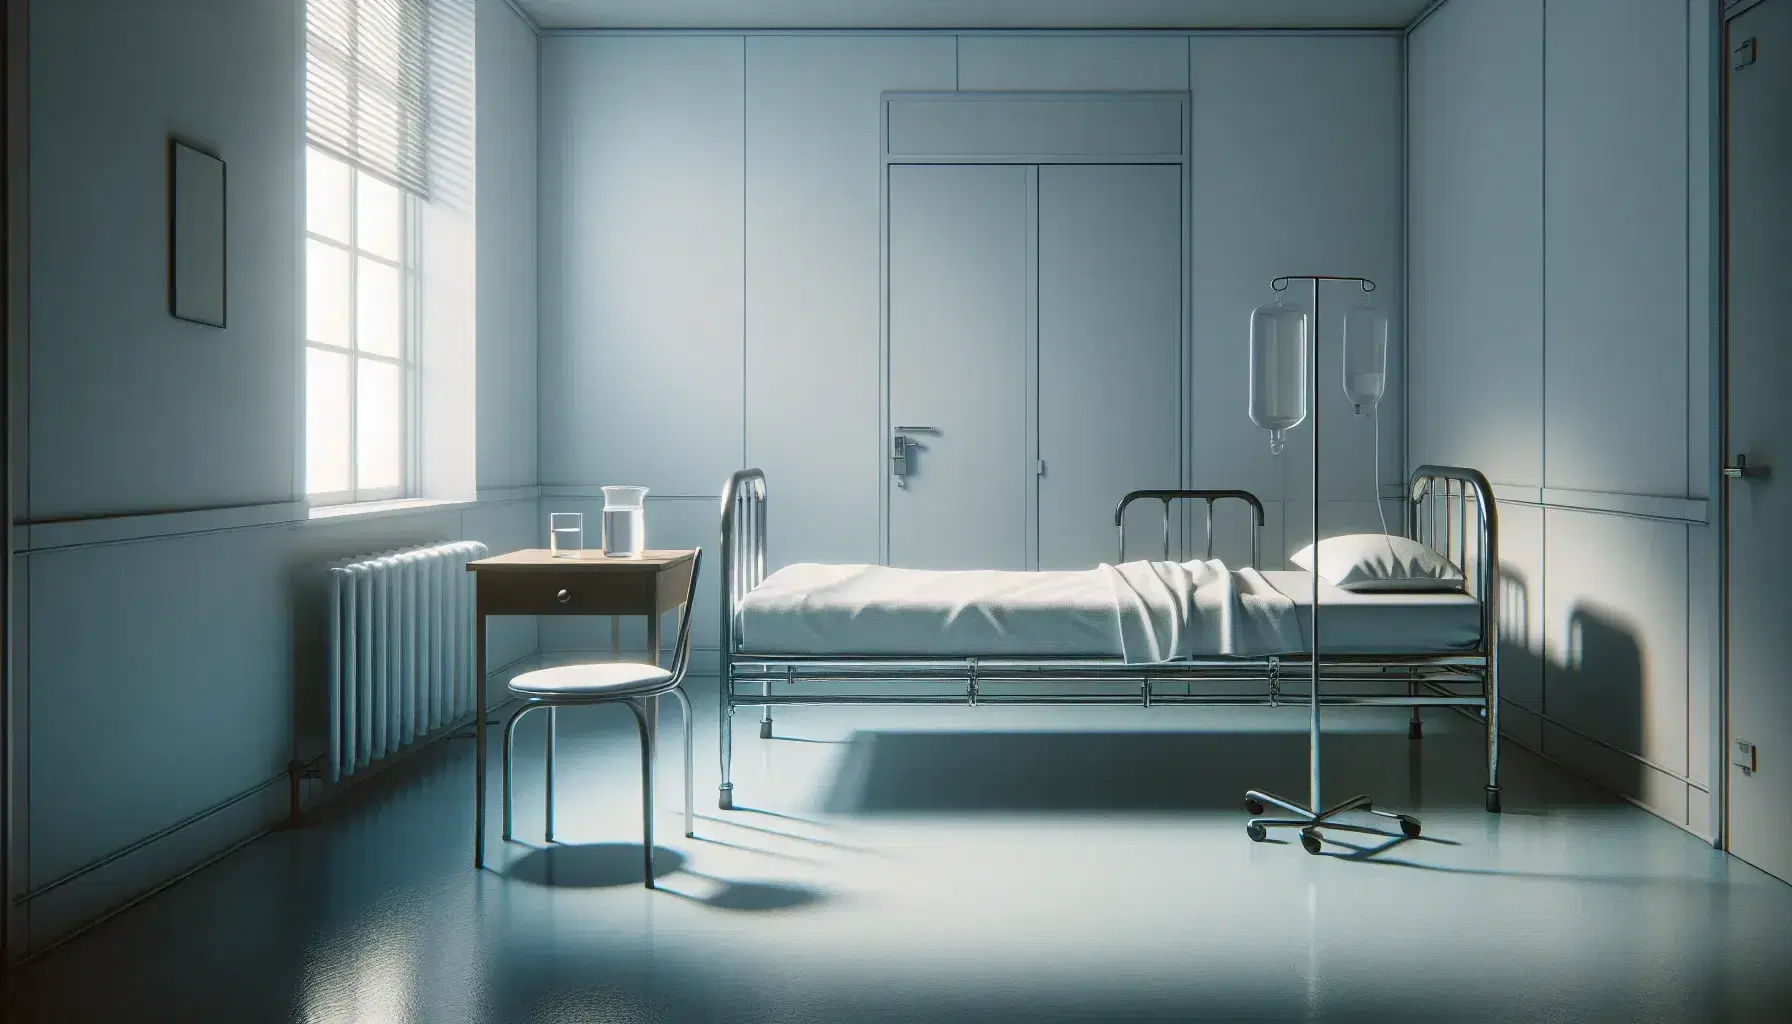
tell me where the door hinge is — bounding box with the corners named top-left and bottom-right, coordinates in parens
top-left (1037, 459), bottom-right (1047, 477)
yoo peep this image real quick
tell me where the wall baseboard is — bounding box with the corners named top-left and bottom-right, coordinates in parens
top-left (16, 773), bottom-right (288, 959)
top-left (1496, 698), bottom-right (1715, 846)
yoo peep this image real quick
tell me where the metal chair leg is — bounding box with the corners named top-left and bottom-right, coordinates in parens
top-left (670, 686), bottom-right (695, 838)
top-left (501, 702), bottom-right (538, 842)
top-left (625, 699), bottom-right (656, 889)
top-left (545, 706), bottom-right (557, 842)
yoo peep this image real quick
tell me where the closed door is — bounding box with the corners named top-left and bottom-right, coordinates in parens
top-left (887, 163), bottom-right (1032, 569)
top-left (1725, 0), bottom-right (1791, 884)
top-left (1037, 164), bottom-right (1183, 569)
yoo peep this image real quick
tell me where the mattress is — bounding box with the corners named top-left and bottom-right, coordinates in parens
top-left (736, 563), bottom-right (1122, 658)
top-left (734, 562), bottom-right (1481, 658)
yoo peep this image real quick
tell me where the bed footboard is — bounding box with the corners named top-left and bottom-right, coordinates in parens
top-left (718, 469), bottom-right (768, 808)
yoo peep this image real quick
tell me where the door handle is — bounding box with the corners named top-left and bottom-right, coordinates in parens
top-left (892, 427), bottom-right (938, 489)
top-left (892, 434), bottom-right (914, 485)
top-left (1723, 454), bottom-right (1769, 479)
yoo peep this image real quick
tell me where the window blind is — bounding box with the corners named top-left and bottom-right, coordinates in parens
top-left (306, 0), bottom-right (474, 206)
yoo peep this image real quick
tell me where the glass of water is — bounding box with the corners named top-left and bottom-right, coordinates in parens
top-left (549, 512), bottom-right (584, 558)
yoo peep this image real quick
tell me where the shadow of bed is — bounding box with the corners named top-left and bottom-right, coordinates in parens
top-left (820, 728), bottom-right (1465, 814)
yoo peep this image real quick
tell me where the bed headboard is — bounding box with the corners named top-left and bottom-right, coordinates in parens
top-left (1408, 464), bottom-right (1499, 651)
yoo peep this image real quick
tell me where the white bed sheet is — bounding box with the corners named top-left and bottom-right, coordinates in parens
top-left (735, 562), bottom-right (1481, 659)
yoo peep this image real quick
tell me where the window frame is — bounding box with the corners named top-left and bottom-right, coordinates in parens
top-left (304, 145), bottom-right (421, 506)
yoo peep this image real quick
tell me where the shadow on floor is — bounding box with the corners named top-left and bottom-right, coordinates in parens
top-left (821, 728), bottom-right (1597, 815)
top-left (505, 843), bottom-right (830, 913)
top-left (665, 872), bottom-right (829, 913)
top-left (505, 843), bottom-right (687, 888)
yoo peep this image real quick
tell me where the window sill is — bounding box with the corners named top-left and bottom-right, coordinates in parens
top-left (306, 497), bottom-right (474, 522)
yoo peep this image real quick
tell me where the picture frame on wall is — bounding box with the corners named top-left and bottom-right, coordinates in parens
top-left (168, 137), bottom-right (226, 328)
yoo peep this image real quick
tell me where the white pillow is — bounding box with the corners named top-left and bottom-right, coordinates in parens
top-left (1290, 534), bottom-right (1465, 593)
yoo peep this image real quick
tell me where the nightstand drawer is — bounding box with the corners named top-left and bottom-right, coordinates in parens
top-left (475, 571), bottom-right (655, 617)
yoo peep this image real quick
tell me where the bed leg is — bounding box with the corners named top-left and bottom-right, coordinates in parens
top-left (760, 681), bottom-right (773, 739)
top-left (1407, 677), bottom-right (1423, 739)
top-left (719, 703), bottom-right (735, 811)
top-left (1485, 696), bottom-right (1501, 814)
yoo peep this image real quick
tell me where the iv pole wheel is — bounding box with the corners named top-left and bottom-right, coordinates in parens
top-left (1300, 829), bottom-right (1324, 855)
top-left (1246, 823), bottom-right (1268, 843)
top-left (1244, 798), bottom-right (1265, 816)
top-left (1399, 815), bottom-right (1421, 839)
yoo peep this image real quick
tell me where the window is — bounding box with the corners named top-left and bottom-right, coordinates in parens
top-left (305, 0), bottom-right (477, 507)
top-left (305, 146), bottom-right (415, 503)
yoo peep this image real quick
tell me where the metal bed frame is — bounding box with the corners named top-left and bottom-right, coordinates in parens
top-left (715, 464), bottom-right (1502, 814)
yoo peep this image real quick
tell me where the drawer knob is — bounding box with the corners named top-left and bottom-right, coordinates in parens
top-left (556, 589), bottom-right (571, 604)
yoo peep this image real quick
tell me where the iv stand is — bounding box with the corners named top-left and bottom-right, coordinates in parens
top-left (1244, 275), bottom-right (1421, 855)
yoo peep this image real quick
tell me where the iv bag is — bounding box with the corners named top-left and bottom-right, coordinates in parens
top-left (1342, 304), bottom-right (1389, 416)
top-left (1248, 298), bottom-right (1309, 455)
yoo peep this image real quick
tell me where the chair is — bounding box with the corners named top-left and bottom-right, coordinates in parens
top-left (501, 548), bottom-right (702, 889)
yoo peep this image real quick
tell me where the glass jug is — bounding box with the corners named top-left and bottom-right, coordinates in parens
top-left (601, 486), bottom-right (648, 558)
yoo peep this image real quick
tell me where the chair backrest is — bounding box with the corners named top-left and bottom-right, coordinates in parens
top-left (669, 547), bottom-right (704, 684)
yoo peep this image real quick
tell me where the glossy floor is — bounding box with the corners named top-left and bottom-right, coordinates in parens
top-left (7, 686), bottom-right (1790, 1022)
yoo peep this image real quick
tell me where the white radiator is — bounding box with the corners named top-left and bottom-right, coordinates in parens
top-left (326, 540), bottom-right (489, 783)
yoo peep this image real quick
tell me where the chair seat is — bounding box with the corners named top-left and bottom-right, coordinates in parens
top-left (508, 662), bottom-right (674, 699)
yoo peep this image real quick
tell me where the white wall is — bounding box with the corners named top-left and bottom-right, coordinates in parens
top-left (1407, 0), bottom-right (1719, 837)
top-left (10, 0), bottom-right (542, 955)
top-left (478, 0), bottom-right (541, 489)
top-left (535, 30), bottom-right (1406, 665)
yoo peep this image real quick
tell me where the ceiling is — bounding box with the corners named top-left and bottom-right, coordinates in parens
top-left (515, 0), bottom-right (1435, 31)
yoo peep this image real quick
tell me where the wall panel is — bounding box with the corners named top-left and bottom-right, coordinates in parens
top-left (27, 0), bottom-right (299, 517)
top-left (26, 530), bottom-right (295, 886)
top-left (956, 35), bottom-right (1189, 91)
top-left (538, 35), bottom-right (745, 495)
top-left (1406, 0), bottom-right (1544, 490)
top-left (1542, 509), bottom-right (1689, 788)
top-left (1543, 0), bottom-right (1689, 496)
top-left (1494, 501), bottom-right (1545, 713)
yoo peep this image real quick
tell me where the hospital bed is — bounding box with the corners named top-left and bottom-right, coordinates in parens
top-left (715, 465), bottom-right (1502, 813)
